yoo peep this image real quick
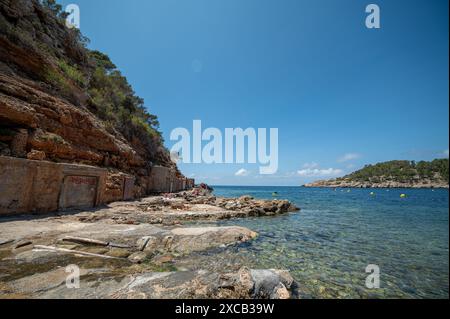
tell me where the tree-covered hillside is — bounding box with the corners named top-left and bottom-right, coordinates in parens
top-left (345, 159), bottom-right (449, 183)
top-left (1, 0), bottom-right (174, 168)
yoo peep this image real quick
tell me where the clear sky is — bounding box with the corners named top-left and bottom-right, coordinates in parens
top-left (58, 0), bottom-right (449, 186)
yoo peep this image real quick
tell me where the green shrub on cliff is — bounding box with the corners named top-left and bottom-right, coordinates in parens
top-left (43, 68), bottom-right (73, 97)
top-left (57, 59), bottom-right (87, 87)
top-left (40, 1), bottom-right (164, 152)
top-left (87, 50), bottom-right (163, 145)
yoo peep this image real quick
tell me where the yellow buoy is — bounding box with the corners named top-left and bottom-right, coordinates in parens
top-left (400, 194), bottom-right (407, 198)
top-left (370, 192), bottom-right (375, 196)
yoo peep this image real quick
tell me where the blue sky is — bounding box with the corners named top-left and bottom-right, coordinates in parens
top-left (58, 0), bottom-right (449, 186)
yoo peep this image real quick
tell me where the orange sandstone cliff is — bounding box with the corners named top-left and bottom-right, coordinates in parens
top-left (0, 0), bottom-right (190, 214)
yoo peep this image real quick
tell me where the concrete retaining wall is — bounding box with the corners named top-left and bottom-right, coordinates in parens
top-left (1, 156), bottom-right (194, 216)
top-left (0, 156), bottom-right (109, 215)
top-left (147, 166), bottom-right (171, 193)
top-left (186, 178), bottom-right (195, 189)
top-left (147, 166), bottom-right (194, 193)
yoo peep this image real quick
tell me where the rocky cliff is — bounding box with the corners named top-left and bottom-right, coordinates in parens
top-left (0, 0), bottom-right (182, 197)
top-left (304, 159), bottom-right (449, 189)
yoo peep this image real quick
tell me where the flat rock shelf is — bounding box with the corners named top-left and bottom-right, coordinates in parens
top-left (0, 187), bottom-right (300, 299)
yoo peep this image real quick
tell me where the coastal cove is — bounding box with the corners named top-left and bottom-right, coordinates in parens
top-left (211, 186), bottom-right (449, 299)
top-left (1, 184), bottom-right (447, 299)
top-left (0, 0), bottom-right (448, 303)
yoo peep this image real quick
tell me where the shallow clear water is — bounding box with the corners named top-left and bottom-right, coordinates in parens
top-left (212, 186), bottom-right (449, 299)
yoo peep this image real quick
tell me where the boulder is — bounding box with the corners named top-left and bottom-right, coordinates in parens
top-left (26, 150), bottom-right (46, 161)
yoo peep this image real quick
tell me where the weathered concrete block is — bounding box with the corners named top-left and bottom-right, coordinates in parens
top-left (31, 161), bottom-right (64, 212)
top-left (123, 176), bottom-right (135, 200)
top-left (0, 156), bottom-right (107, 215)
top-left (59, 176), bottom-right (99, 210)
top-left (174, 177), bottom-right (183, 192)
top-left (0, 156), bottom-right (35, 213)
top-left (59, 164), bottom-right (107, 210)
top-left (147, 166), bottom-right (171, 193)
top-left (147, 166), bottom-right (192, 193)
top-left (170, 171), bottom-right (179, 192)
top-left (186, 178), bottom-right (195, 189)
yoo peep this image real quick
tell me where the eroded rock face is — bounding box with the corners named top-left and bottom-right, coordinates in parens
top-left (0, 219), bottom-right (259, 259)
top-left (169, 227), bottom-right (258, 253)
top-left (167, 187), bottom-right (300, 217)
top-left (0, 0), bottom-right (181, 199)
top-left (26, 149), bottom-right (46, 161)
top-left (66, 192), bottom-right (300, 225)
top-left (0, 74), bottom-right (147, 187)
top-left (1, 267), bottom-right (296, 299)
top-left (0, 211), bottom-right (298, 299)
top-left (110, 267), bottom-right (296, 299)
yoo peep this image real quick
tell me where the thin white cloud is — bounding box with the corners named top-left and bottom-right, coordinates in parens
top-left (254, 171), bottom-right (298, 179)
top-left (338, 153), bottom-right (361, 163)
top-left (235, 168), bottom-right (250, 177)
top-left (297, 168), bottom-right (343, 177)
top-left (302, 162), bottom-right (319, 169)
top-left (443, 149), bottom-right (449, 158)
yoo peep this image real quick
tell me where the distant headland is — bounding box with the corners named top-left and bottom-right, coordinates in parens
top-left (304, 159), bottom-right (449, 189)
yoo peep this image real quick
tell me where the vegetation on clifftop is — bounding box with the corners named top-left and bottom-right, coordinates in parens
top-left (1, 0), bottom-right (169, 166)
top-left (345, 159), bottom-right (449, 183)
top-left (38, 1), bottom-right (163, 141)
top-left (87, 50), bottom-right (162, 141)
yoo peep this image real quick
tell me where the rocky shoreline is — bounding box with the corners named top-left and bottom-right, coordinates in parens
top-left (304, 179), bottom-right (449, 189)
top-left (0, 186), bottom-right (300, 299)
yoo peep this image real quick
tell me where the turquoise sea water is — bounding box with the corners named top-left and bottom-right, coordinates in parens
top-left (211, 186), bottom-right (449, 299)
